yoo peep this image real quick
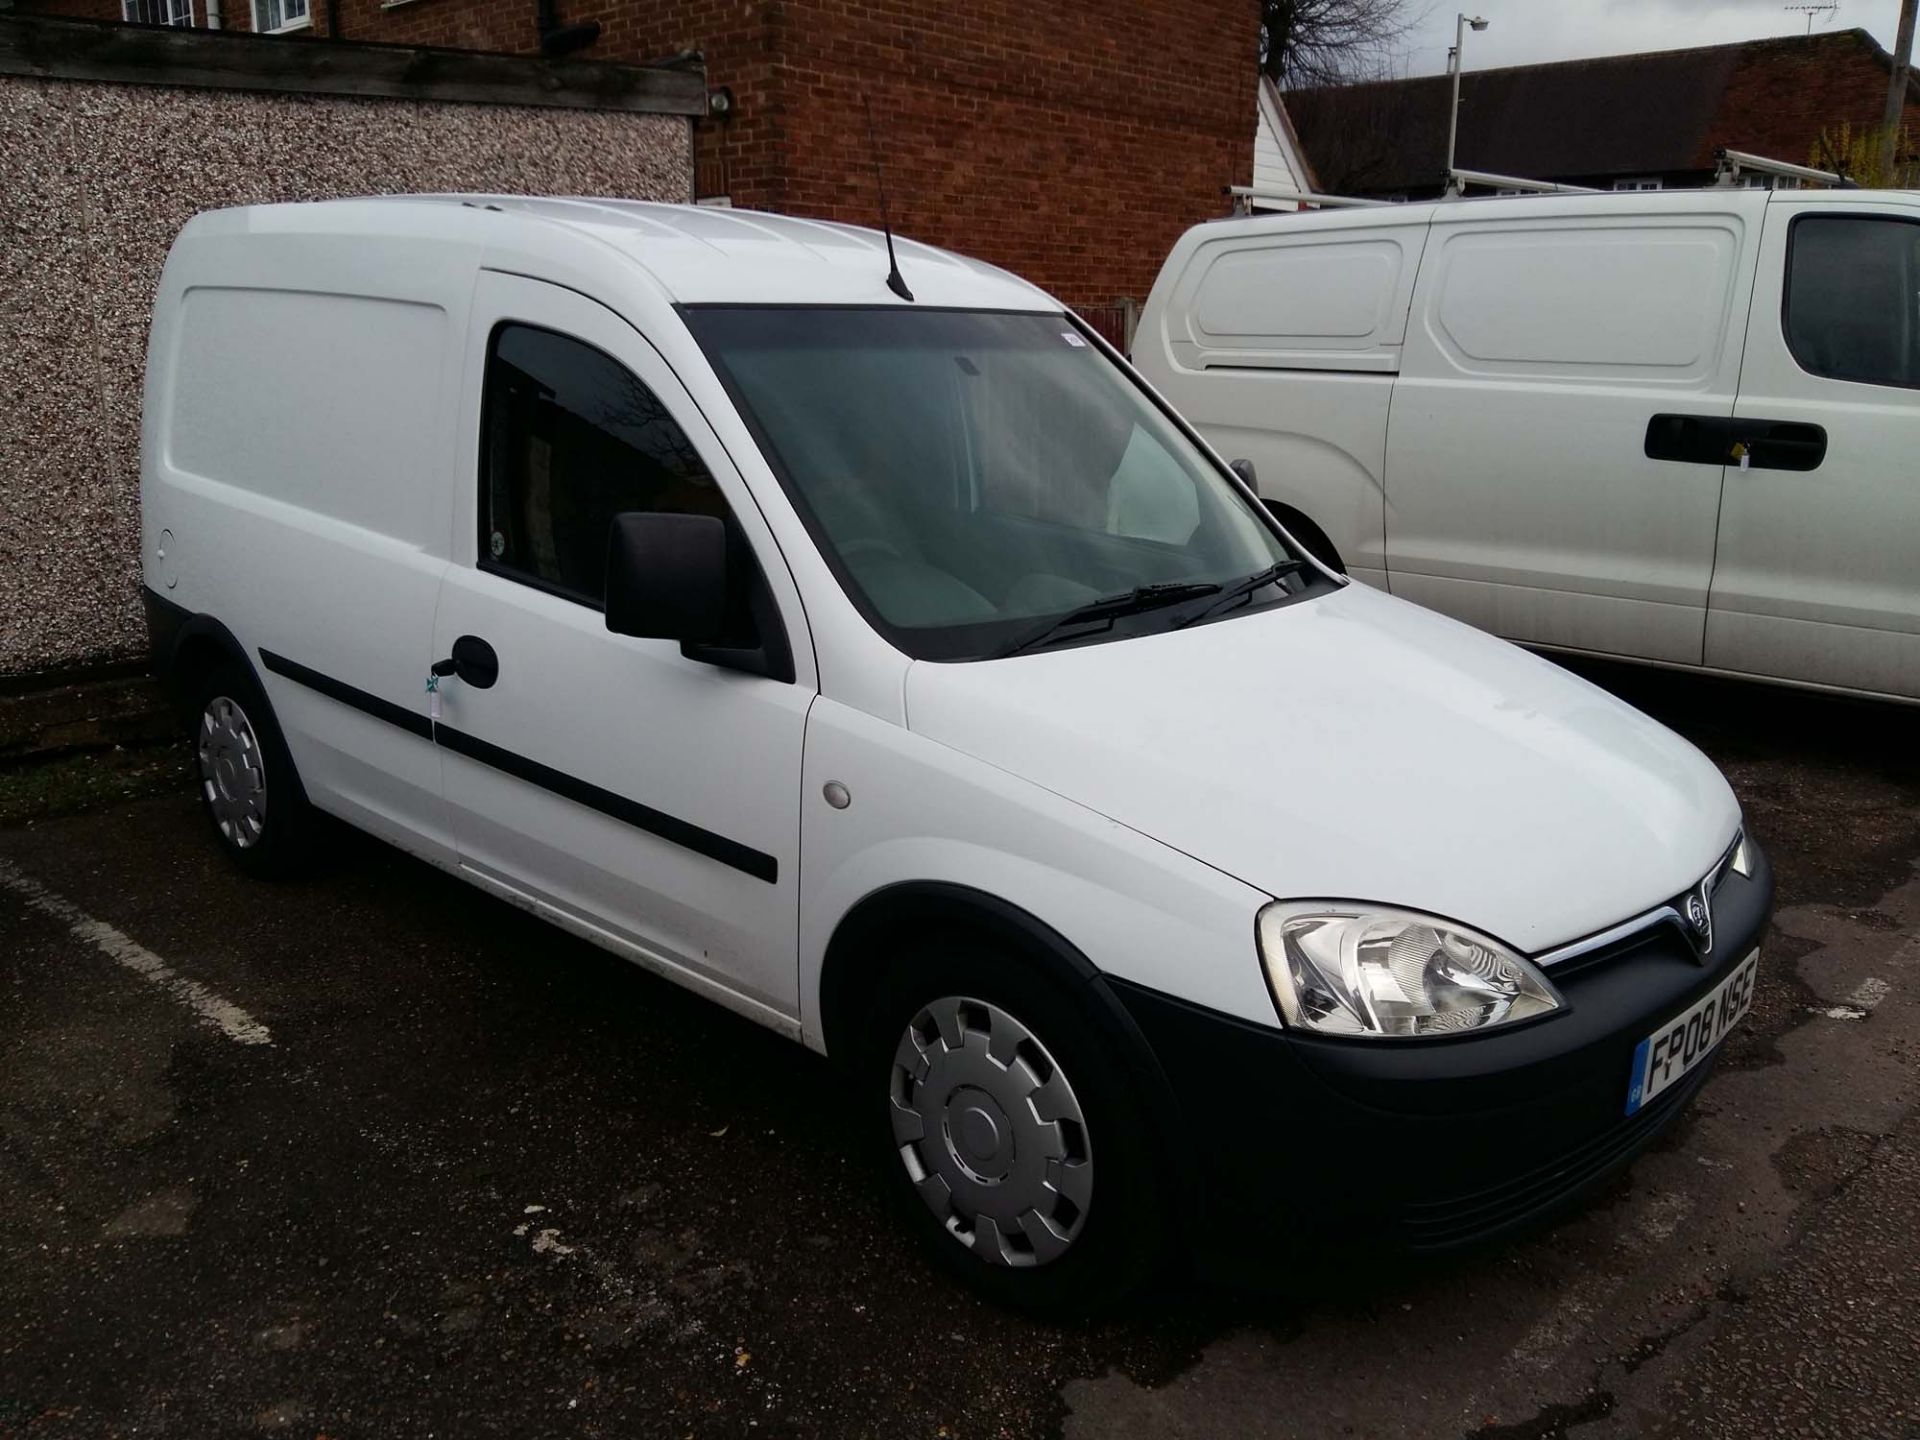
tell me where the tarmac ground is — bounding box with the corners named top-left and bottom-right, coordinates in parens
top-left (1, 657), bottom-right (1915, 1438)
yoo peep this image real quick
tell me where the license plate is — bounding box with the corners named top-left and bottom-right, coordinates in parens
top-left (1625, 950), bottom-right (1759, 1115)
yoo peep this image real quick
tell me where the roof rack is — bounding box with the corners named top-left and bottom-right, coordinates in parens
top-left (1225, 170), bottom-right (1603, 214)
top-left (1711, 147), bottom-right (1853, 188)
top-left (1444, 168), bottom-right (1600, 196)
top-left (1226, 185), bottom-right (1387, 213)
top-left (1225, 147), bottom-right (1855, 218)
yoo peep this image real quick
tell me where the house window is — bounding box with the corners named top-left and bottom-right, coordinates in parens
top-left (252, 0), bottom-right (309, 31)
top-left (122, 0), bottom-right (194, 24)
top-left (1612, 178), bottom-right (1664, 191)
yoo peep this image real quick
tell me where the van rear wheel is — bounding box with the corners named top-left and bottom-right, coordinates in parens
top-left (867, 937), bottom-right (1171, 1313)
top-left (190, 662), bottom-right (316, 878)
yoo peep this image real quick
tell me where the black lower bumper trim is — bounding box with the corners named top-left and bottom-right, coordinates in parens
top-left (1110, 843), bottom-right (1773, 1281)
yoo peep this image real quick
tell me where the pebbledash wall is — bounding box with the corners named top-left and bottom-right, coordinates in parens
top-left (0, 16), bottom-right (702, 677)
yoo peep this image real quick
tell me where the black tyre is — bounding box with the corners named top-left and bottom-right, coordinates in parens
top-left (865, 935), bottom-right (1173, 1313)
top-left (189, 660), bottom-right (316, 878)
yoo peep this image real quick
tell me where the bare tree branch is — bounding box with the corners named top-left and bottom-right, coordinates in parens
top-left (1261, 0), bottom-right (1425, 87)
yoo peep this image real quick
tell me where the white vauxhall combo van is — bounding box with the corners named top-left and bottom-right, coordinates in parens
top-left (143, 197), bottom-right (1771, 1310)
top-left (1136, 188), bottom-right (1920, 704)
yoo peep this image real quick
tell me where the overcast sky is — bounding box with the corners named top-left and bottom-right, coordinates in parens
top-left (1399, 0), bottom-right (1907, 75)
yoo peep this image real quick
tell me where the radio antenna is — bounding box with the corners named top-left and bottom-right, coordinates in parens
top-left (1783, 2), bottom-right (1838, 34)
top-left (862, 96), bottom-right (914, 302)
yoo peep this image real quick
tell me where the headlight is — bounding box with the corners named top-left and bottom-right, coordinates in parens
top-left (1257, 903), bottom-right (1562, 1039)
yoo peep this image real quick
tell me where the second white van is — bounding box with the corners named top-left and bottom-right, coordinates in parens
top-left (1136, 188), bottom-right (1920, 704)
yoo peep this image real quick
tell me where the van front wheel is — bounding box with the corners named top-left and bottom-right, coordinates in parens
top-left (191, 662), bottom-right (316, 878)
top-left (868, 939), bottom-right (1171, 1312)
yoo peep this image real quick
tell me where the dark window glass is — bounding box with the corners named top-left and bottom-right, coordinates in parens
top-left (1785, 216), bottom-right (1920, 389)
top-left (481, 324), bottom-right (729, 603)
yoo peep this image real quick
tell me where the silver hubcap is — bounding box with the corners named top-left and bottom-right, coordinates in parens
top-left (197, 696), bottom-right (267, 849)
top-left (890, 996), bottom-right (1093, 1267)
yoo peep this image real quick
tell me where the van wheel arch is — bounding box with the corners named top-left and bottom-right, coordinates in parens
top-left (818, 884), bottom-right (1161, 1087)
top-left (163, 615), bottom-right (259, 719)
top-left (1261, 501), bottom-right (1345, 576)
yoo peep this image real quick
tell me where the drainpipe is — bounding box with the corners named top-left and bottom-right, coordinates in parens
top-left (325, 0), bottom-right (339, 37)
top-left (206, 0), bottom-right (221, 27)
top-left (537, 0), bottom-right (600, 56)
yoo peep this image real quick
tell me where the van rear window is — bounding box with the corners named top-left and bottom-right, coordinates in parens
top-left (480, 324), bottom-right (730, 605)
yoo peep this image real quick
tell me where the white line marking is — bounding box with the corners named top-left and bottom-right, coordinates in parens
top-left (0, 859), bottom-right (272, 1046)
top-left (1812, 977), bottom-right (1891, 1022)
top-left (1848, 976), bottom-right (1891, 1010)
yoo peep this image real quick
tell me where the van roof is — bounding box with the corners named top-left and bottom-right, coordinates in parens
top-left (1208, 186), bottom-right (1920, 235)
top-left (204, 195), bottom-right (1058, 312)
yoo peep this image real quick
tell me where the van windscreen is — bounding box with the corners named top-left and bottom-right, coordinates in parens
top-left (685, 307), bottom-right (1310, 661)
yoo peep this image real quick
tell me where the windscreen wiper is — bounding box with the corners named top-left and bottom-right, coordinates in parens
top-left (1171, 560), bottom-right (1305, 629)
top-left (996, 581), bottom-right (1221, 658)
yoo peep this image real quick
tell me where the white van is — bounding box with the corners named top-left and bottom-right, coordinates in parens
top-left (1136, 188), bottom-right (1920, 703)
top-left (143, 197), bottom-right (1769, 1309)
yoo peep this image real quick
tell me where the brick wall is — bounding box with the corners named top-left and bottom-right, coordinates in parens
top-left (749, 1), bottom-right (1255, 306)
top-left (23, 0), bottom-right (1259, 308)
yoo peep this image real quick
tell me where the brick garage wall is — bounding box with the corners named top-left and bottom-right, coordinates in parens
top-left (23, 0), bottom-right (1256, 308)
top-left (759, 1), bottom-right (1255, 308)
top-left (0, 76), bottom-right (688, 676)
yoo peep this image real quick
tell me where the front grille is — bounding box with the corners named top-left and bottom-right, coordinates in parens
top-left (1536, 830), bottom-right (1746, 978)
top-left (1399, 1060), bottom-right (1714, 1250)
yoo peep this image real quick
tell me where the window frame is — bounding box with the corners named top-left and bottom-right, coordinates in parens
top-left (475, 319), bottom-right (730, 612)
top-left (250, 0), bottom-right (310, 33)
top-left (1781, 210), bottom-right (1920, 392)
top-left (122, 0), bottom-right (195, 24)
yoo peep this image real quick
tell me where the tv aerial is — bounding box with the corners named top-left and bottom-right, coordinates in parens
top-left (1784, 2), bottom-right (1839, 34)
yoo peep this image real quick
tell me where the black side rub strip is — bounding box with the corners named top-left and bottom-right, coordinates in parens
top-left (258, 650), bottom-right (777, 884)
top-left (432, 723), bottom-right (778, 884)
top-left (260, 649), bottom-right (435, 740)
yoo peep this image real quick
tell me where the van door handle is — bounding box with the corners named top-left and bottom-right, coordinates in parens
top-left (1743, 421), bottom-right (1826, 472)
top-left (431, 635), bottom-right (499, 689)
top-left (1645, 413), bottom-right (1736, 465)
top-left (1645, 414), bottom-right (1827, 471)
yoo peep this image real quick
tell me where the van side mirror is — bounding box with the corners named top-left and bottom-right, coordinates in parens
top-left (604, 511), bottom-right (728, 645)
top-left (1229, 458), bottom-right (1257, 488)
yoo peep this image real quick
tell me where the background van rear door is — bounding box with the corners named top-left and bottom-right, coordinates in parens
top-left (1138, 212), bottom-right (1428, 590)
top-left (1383, 193), bottom-right (1765, 664)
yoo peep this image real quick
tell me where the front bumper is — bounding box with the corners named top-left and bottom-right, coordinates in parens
top-left (1113, 840), bottom-right (1773, 1283)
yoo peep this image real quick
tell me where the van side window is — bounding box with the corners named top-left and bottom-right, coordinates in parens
top-left (481, 324), bottom-right (729, 604)
top-left (1785, 216), bottom-right (1920, 390)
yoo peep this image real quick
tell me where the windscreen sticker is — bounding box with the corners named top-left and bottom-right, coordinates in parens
top-left (1061, 331), bottom-right (1087, 348)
